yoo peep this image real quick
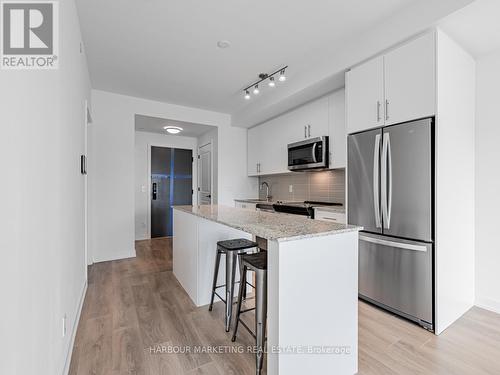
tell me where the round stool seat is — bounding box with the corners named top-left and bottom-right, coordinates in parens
top-left (217, 238), bottom-right (258, 251)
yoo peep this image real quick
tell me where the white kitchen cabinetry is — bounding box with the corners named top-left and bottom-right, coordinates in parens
top-left (345, 29), bottom-right (475, 335)
top-left (292, 96), bottom-right (329, 140)
top-left (346, 56), bottom-right (384, 134)
top-left (328, 89), bottom-right (346, 169)
top-left (384, 32), bottom-right (435, 125)
top-left (247, 92), bottom-right (345, 176)
top-left (346, 32), bottom-right (436, 134)
top-left (247, 116), bottom-right (289, 176)
top-left (235, 201), bottom-right (257, 210)
top-left (314, 209), bottom-right (346, 224)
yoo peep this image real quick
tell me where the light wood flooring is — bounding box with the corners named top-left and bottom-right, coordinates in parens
top-left (69, 238), bottom-right (500, 375)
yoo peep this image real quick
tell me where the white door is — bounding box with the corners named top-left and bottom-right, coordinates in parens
top-left (384, 32), bottom-right (436, 126)
top-left (346, 55), bottom-right (384, 134)
top-left (198, 143), bottom-right (212, 205)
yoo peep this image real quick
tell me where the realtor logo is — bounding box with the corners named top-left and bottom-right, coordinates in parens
top-left (1, 1), bottom-right (59, 69)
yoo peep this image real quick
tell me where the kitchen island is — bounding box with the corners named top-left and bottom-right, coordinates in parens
top-left (172, 205), bottom-right (361, 375)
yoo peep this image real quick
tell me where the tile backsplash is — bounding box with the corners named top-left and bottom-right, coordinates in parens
top-left (258, 169), bottom-right (345, 204)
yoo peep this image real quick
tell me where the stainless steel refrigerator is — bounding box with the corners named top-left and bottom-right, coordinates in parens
top-left (348, 118), bottom-right (434, 331)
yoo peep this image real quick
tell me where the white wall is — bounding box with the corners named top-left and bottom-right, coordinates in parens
top-left (475, 48), bottom-right (500, 314)
top-left (0, 1), bottom-right (91, 374)
top-left (135, 131), bottom-right (198, 240)
top-left (90, 90), bottom-right (257, 262)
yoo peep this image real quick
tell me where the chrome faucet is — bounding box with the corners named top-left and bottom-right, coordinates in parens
top-left (261, 182), bottom-right (272, 202)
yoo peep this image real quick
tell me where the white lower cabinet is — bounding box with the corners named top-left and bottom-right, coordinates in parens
top-left (314, 209), bottom-right (346, 224)
top-left (235, 201), bottom-right (257, 210)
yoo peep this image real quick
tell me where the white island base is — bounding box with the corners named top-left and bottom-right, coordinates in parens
top-left (173, 206), bottom-right (360, 375)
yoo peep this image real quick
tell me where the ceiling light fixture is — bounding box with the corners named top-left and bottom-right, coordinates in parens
top-left (217, 40), bottom-right (231, 49)
top-left (242, 66), bottom-right (288, 100)
top-left (279, 69), bottom-right (286, 82)
top-left (163, 126), bottom-right (183, 134)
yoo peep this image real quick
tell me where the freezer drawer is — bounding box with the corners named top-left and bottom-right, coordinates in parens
top-left (358, 233), bottom-right (433, 328)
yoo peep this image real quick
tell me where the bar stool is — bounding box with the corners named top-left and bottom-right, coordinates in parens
top-left (231, 251), bottom-right (267, 375)
top-left (208, 238), bottom-right (258, 332)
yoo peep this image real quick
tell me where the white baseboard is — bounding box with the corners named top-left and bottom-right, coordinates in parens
top-left (93, 249), bottom-right (136, 263)
top-left (475, 296), bottom-right (500, 314)
top-left (62, 281), bottom-right (88, 375)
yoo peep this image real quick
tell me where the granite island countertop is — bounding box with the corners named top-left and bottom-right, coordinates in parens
top-left (173, 205), bottom-right (361, 242)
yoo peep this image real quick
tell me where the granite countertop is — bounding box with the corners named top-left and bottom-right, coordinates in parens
top-left (173, 205), bottom-right (361, 242)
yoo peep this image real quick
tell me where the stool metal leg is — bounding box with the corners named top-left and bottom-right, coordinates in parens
top-left (255, 269), bottom-right (267, 375)
top-left (231, 262), bottom-right (247, 342)
top-left (225, 250), bottom-right (238, 332)
top-left (208, 249), bottom-right (222, 311)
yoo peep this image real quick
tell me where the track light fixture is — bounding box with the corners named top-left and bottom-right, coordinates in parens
top-left (279, 69), bottom-right (286, 82)
top-left (242, 65), bottom-right (288, 100)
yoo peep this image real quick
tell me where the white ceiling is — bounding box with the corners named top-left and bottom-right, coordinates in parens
top-left (135, 115), bottom-right (215, 137)
top-left (76, 0), bottom-right (419, 114)
top-left (439, 0), bottom-right (500, 57)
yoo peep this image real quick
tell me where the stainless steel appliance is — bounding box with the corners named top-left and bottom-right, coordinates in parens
top-left (288, 136), bottom-right (329, 171)
top-left (348, 117), bottom-right (434, 331)
top-left (271, 201), bottom-right (342, 218)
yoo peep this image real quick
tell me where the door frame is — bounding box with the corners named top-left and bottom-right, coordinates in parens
top-left (147, 143), bottom-right (195, 239)
top-left (84, 100), bottom-right (92, 270)
top-left (198, 141), bottom-right (213, 205)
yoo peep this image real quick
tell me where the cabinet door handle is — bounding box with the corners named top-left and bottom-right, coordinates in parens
top-left (308, 124), bottom-right (311, 138)
top-left (377, 101), bottom-right (381, 122)
top-left (304, 126), bottom-right (307, 138)
top-left (385, 99), bottom-right (389, 121)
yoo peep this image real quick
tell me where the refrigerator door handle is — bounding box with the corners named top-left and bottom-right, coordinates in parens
top-left (359, 235), bottom-right (428, 252)
top-left (373, 134), bottom-right (382, 228)
top-left (381, 132), bottom-right (389, 229)
top-left (387, 134), bottom-right (393, 228)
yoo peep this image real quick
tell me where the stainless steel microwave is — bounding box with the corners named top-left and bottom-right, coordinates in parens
top-left (288, 136), bottom-right (329, 171)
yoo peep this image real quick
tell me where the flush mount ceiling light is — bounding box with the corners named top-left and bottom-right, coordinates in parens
top-left (163, 126), bottom-right (183, 134)
top-left (242, 65), bottom-right (288, 100)
top-left (217, 40), bottom-right (231, 49)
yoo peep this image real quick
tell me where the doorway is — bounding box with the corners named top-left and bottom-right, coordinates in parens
top-left (198, 142), bottom-right (212, 205)
top-left (150, 146), bottom-right (193, 237)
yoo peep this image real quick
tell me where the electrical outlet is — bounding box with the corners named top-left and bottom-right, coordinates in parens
top-left (289, 185), bottom-right (293, 193)
top-left (62, 314), bottom-right (67, 338)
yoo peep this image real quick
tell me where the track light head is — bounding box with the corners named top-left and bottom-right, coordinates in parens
top-left (253, 85), bottom-right (260, 95)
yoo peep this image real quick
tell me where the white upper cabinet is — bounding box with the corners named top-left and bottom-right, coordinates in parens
top-left (247, 124), bottom-right (263, 176)
top-left (346, 56), bottom-right (384, 134)
top-left (384, 32), bottom-right (436, 126)
top-left (346, 32), bottom-right (436, 133)
top-left (329, 89), bottom-right (346, 169)
top-left (247, 92), bottom-right (345, 176)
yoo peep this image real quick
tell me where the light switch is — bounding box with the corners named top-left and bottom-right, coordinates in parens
top-left (289, 185), bottom-right (293, 193)
top-left (141, 185), bottom-right (147, 193)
